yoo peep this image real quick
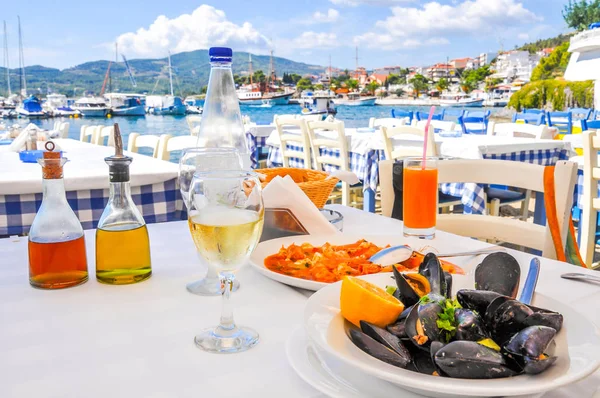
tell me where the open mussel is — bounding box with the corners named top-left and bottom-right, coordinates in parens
top-left (404, 294), bottom-right (445, 351)
top-left (349, 328), bottom-right (411, 368)
top-left (419, 253), bottom-right (448, 297)
top-left (434, 341), bottom-right (519, 379)
top-left (454, 309), bottom-right (487, 342)
top-left (503, 326), bottom-right (558, 375)
top-left (475, 252), bottom-right (520, 298)
top-left (360, 321), bottom-right (411, 366)
top-left (392, 266), bottom-right (422, 307)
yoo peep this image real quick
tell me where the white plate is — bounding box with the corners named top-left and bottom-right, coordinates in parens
top-left (304, 273), bottom-right (600, 398)
top-left (250, 233), bottom-right (455, 291)
top-left (286, 327), bottom-right (427, 398)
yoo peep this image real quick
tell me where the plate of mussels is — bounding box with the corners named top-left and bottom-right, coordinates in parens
top-left (303, 252), bottom-right (600, 398)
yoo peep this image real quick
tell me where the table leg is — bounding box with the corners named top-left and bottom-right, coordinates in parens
top-left (534, 191), bottom-right (546, 226)
top-left (363, 188), bottom-right (375, 213)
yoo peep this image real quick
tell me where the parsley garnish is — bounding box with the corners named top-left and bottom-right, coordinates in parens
top-left (436, 298), bottom-right (462, 343)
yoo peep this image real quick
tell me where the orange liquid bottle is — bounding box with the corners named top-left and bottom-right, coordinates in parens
top-left (403, 159), bottom-right (438, 238)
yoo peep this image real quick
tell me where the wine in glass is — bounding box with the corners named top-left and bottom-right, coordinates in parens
top-left (179, 147), bottom-right (243, 296)
top-left (188, 170), bottom-right (264, 353)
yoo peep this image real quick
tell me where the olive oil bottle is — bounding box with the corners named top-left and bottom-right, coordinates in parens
top-left (96, 124), bottom-right (151, 284)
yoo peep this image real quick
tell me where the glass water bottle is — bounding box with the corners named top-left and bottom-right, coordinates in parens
top-left (198, 47), bottom-right (251, 169)
top-left (96, 124), bottom-right (152, 284)
top-left (28, 142), bottom-right (88, 289)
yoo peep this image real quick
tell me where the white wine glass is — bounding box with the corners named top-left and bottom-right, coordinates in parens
top-left (188, 170), bottom-right (264, 353)
top-left (179, 147), bottom-right (243, 296)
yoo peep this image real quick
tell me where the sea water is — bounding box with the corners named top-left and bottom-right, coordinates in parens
top-left (27, 104), bottom-right (502, 162)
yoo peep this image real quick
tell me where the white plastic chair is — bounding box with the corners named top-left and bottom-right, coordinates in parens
top-left (80, 125), bottom-right (99, 143)
top-left (93, 125), bottom-right (115, 146)
top-left (380, 125), bottom-right (437, 161)
top-left (416, 120), bottom-right (456, 132)
top-left (58, 122), bottom-right (70, 138)
top-left (490, 122), bottom-right (550, 139)
top-left (307, 120), bottom-right (355, 206)
top-left (127, 133), bottom-right (162, 158)
top-left (158, 135), bottom-right (202, 161)
top-left (579, 131), bottom-right (600, 268)
top-left (186, 116), bottom-right (202, 136)
top-left (274, 115), bottom-right (312, 168)
top-left (379, 159), bottom-right (577, 260)
top-left (369, 118), bottom-right (406, 129)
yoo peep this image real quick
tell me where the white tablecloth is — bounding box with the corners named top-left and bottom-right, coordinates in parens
top-left (0, 205), bottom-right (598, 397)
top-left (0, 139), bottom-right (178, 195)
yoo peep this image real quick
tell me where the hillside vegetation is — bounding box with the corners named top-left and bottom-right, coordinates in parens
top-left (0, 50), bottom-right (324, 97)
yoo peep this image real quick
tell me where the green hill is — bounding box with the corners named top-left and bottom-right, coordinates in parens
top-left (0, 50), bottom-right (325, 97)
top-left (517, 33), bottom-right (574, 54)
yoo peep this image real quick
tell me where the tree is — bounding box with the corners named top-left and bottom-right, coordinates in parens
top-left (296, 78), bottom-right (313, 92)
top-left (366, 81), bottom-right (380, 95)
top-left (385, 74), bottom-right (403, 87)
top-left (347, 79), bottom-right (359, 91)
top-left (314, 83), bottom-right (324, 90)
top-left (460, 79), bottom-right (475, 94)
top-left (530, 42), bottom-right (571, 81)
top-left (436, 78), bottom-right (450, 92)
top-left (563, 0), bottom-right (600, 31)
top-left (409, 74), bottom-right (429, 97)
top-left (485, 77), bottom-right (504, 92)
top-left (395, 88), bottom-right (405, 97)
top-left (253, 70), bottom-right (266, 83)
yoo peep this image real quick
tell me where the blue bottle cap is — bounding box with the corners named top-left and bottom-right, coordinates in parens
top-left (209, 47), bottom-right (232, 62)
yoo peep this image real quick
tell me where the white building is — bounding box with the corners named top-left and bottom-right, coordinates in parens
top-left (490, 50), bottom-right (541, 83)
top-left (478, 52), bottom-right (498, 66)
top-left (565, 25), bottom-right (600, 108)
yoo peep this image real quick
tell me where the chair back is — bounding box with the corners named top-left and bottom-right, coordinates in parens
top-left (158, 135), bottom-right (201, 161)
top-left (512, 112), bottom-right (545, 125)
top-left (380, 125), bottom-right (436, 161)
top-left (442, 109), bottom-right (465, 120)
top-left (274, 115), bottom-right (312, 168)
top-left (523, 108), bottom-right (545, 115)
top-left (79, 125), bottom-right (92, 142)
top-left (127, 133), bottom-right (162, 158)
top-left (547, 111), bottom-right (573, 134)
top-left (459, 116), bottom-right (488, 135)
top-left (186, 116), bottom-right (202, 136)
top-left (369, 117), bottom-right (406, 128)
top-left (58, 122), bottom-right (70, 138)
top-left (307, 120), bottom-right (349, 172)
top-left (579, 130), bottom-right (600, 265)
top-left (93, 125), bottom-right (115, 146)
top-left (378, 159), bottom-right (577, 259)
top-left (581, 119), bottom-right (600, 131)
top-left (569, 107), bottom-right (593, 120)
top-left (416, 120), bottom-right (456, 132)
top-left (491, 122), bottom-right (549, 139)
top-left (390, 109), bottom-right (414, 123)
top-left (464, 110), bottom-right (490, 119)
top-left (415, 111), bottom-right (444, 121)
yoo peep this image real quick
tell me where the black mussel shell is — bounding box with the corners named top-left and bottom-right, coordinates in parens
top-left (429, 341), bottom-right (447, 377)
top-left (412, 349), bottom-right (439, 375)
top-left (504, 326), bottom-right (558, 375)
top-left (486, 299), bottom-right (535, 346)
top-left (398, 305), bottom-right (413, 321)
top-left (443, 272), bottom-right (453, 298)
top-left (525, 308), bottom-right (564, 332)
top-left (386, 321), bottom-right (407, 339)
top-left (475, 252), bottom-right (521, 298)
top-left (454, 309), bottom-right (487, 342)
top-left (419, 253), bottom-right (446, 297)
top-left (434, 341), bottom-right (519, 379)
top-left (393, 266), bottom-right (421, 307)
top-left (360, 321), bottom-right (411, 366)
top-left (349, 329), bottom-right (411, 368)
top-left (405, 295), bottom-right (444, 351)
top-left (457, 289), bottom-right (502, 316)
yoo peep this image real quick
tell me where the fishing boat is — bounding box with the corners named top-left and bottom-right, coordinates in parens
top-left (17, 96), bottom-right (47, 118)
top-left (237, 51), bottom-right (294, 105)
top-left (334, 92), bottom-right (376, 106)
top-left (146, 95), bottom-right (186, 115)
top-left (105, 93), bottom-right (146, 116)
top-left (300, 90), bottom-right (337, 115)
top-left (439, 93), bottom-right (484, 108)
top-left (72, 97), bottom-right (110, 117)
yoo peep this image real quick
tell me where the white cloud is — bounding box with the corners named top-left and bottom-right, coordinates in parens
top-left (311, 9), bottom-right (340, 23)
top-left (291, 32), bottom-right (339, 49)
top-left (115, 5), bottom-right (270, 58)
top-left (330, 0), bottom-right (414, 6)
top-left (518, 33), bottom-right (530, 40)
top-left (355, 0), bottom-right (541, 50)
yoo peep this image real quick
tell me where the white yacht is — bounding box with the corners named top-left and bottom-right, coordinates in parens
top-left (45, 94), bottom-right (80, 117)
top-left (439, 92), bottom-right (484, 108)
top-left (300, 90), bottom-right (337, 115)
top-left (237, 86), bottom-right (293, 105)
top-left (334, 92), bottom-right (376, 106)
top-left (72, 97), bottom-right (110, 117)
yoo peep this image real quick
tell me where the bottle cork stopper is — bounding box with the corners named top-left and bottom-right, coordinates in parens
top-left (41, 141), bottom-right (63, 179)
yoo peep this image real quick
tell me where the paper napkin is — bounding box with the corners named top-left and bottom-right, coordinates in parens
top-left (262, 175), bottom-right (339, 235)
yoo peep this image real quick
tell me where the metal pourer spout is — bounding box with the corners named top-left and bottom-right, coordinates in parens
top-left (105, 123), bottom-right (132, 183)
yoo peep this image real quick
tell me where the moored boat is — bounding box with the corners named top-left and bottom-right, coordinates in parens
top-left (72, 97), bottom-right (110, 117)
top-left (45, 94), bottom-right (80, 117)
top-left (300, 90), bottom-right (337, 115)
top-left (17, 96), bottom-right (47, 118)
top-left (146, 95), bottom-right (187, 115)
top-left (334, 93), bottom-right (376, 106)
top-left (439, 93), bottom-right (484, 108)
top-left (105, 93), bottom-right (146, 116)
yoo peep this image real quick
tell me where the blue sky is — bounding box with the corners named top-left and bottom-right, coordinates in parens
top-left (1, 0), bottom-right (571, 70)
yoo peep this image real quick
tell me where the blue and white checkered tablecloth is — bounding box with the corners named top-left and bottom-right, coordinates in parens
top-left (0, 178), bottom-right (186, 236)
top-left (267, 145), bottom-right (381, 191)
top-left (439, 148), bottom-right (572, 214)
top-left (246, 131), bottom-right (268, 169)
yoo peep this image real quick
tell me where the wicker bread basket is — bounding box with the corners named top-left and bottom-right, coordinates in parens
top-left (260, 168), bottom-right (339, 209)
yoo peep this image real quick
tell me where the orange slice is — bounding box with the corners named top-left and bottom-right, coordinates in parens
top-left (340, 276), bottom-right (405, 328)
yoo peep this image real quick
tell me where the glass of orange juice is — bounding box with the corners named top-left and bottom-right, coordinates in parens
top-left (403, 157), bottom-right (438, 239)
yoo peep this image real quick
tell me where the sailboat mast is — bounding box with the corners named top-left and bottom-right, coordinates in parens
top-left (18, 16), bottom-right (26, 96)
top-left (3, 21), bottom-right (10, 96)
top-left (168, 51), bottom-right (174, 96)
top-left (248, 53), bottom-right (253, 86)
top-left (355, 46), bottom-right (359, 71)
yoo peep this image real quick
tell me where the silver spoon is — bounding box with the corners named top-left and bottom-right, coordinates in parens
top-left (519, 258), bottom-right (540, 305)
top-left (561, 273), bottom-right (600, 284)
top-left (369, 244), bottom-right (503, 267)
